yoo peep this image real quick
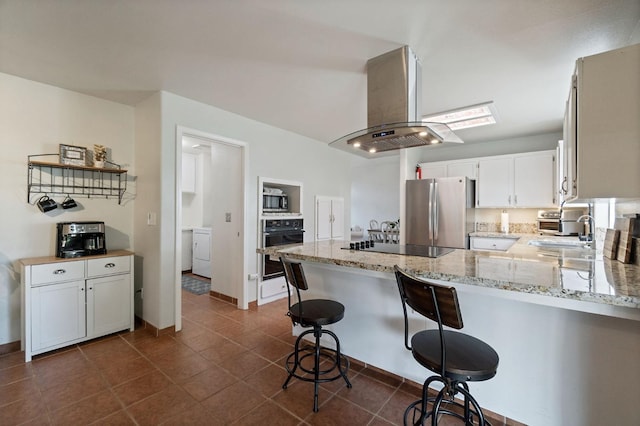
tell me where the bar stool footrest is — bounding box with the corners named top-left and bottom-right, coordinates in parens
top-left (283, 345), bottom-right (351, 385)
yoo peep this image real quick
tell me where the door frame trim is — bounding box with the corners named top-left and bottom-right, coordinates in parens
top-left (174, 126), bottom-right (250, 330)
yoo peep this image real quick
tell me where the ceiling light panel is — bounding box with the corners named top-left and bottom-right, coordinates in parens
top-left (423, 102), bottom-right (497, 131)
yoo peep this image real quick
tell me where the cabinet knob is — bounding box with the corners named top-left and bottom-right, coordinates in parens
top-left (105, 263), bottom-right (116, 268)
top-left (53, 269), bottom-right (66, 275)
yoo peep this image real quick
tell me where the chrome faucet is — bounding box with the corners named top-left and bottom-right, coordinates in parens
top-left (577, 204), bottom-right (594, 242)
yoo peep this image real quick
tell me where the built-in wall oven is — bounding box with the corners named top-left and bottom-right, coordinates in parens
top-left (261, 219), bottom-right (304, 280)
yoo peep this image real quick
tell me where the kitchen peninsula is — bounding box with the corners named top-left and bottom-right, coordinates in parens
top-left (259, 237), bottom-right (640, 425)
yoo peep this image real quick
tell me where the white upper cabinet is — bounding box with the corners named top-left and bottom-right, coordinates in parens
top-left (563, 43), bottom-right (640, 200)
top-left (477, 151), bottom-right (556, 208)
top-left (421, 150), bottom-right (555, 208)
top-left (446, 160), bottom-right (477, 179)
top-left (513, 151), bottom-right (556, 207)
top-left (421, 163), bottom-right (447, 179)
top-left (419, 159), bottom-right (477, 179)
top-left (477, 156), bottom-right (513, 207)
top-left (182, 152), bottom-right (197, 193)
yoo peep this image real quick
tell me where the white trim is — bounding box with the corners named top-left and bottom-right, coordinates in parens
top-left (175, 126), bottom-right (250, 320)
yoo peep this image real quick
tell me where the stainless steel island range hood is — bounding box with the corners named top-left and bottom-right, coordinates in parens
top-left (330, 46), bottom-right (463, 157)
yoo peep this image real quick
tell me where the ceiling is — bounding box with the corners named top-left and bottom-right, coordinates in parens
top-left (1, 0), bottom-right (639, 149)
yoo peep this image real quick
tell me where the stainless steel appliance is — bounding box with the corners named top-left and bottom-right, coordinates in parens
top-left (263, 188), bottom-right (289, 212)
top-left (330, 46), bottom-right (462, 157)
top-left (537, 210), bottom-right (560, 234)
top-left (406, 177), bottom-right (475, 249)
top-left (56, 221), bottom-right (106, 258)
top-left (537, 209), bottom-right (585, 235)
top-left (261, 219), bottom-right (303, 280)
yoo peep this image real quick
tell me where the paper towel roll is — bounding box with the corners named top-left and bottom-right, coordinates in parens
top-left (501, 211), bottom-right (509, 234)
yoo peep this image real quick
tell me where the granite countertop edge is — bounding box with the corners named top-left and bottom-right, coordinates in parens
top-left (258, 237), bottom-right (640, 310)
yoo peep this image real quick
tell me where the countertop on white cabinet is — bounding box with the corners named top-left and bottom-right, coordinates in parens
top-left (19, 250), bottom-right (134, 266)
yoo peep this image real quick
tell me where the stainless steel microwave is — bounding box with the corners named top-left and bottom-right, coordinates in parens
top-left (263, 193), bottom-right (288, 212)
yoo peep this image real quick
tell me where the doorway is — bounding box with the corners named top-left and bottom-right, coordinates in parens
top-left (175, 126), bottom-right (248, 331)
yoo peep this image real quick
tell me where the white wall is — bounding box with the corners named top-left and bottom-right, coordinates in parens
top-left (132, 92), bottom-right (163, 328)
top-left (0, 72), bottom-right (135, 346)
top-left (138, 91), bottom-right (352, 327)
top-left (350, 156), bottom-right (400, 234)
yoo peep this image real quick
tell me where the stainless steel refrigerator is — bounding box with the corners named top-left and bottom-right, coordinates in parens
top-left (405, 177), bottom-right (475, 249)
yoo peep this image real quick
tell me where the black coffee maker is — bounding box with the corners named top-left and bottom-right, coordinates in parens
top-left (56, 221), bottom-right (107, 258)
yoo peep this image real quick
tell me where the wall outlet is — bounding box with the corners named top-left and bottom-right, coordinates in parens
top-left (225, 212), bottom-right (231, 222)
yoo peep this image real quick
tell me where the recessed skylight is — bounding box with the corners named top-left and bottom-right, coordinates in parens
top-left (423, 102), bottom-right (497, 131)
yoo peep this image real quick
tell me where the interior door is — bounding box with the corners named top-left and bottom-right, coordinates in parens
top-left (209, 142), bottom-right (243, 299)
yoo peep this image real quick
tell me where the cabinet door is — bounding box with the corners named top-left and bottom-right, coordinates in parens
top-left (31, 280), bottom-right (86, 352)
top-left (315, 198), bottom-right (332, 240)
top-left (87, 274), bottom-right (131, 338)
top-left (513, 152), bottom-right (556, 207)
top-left (421, 163), bottom-right (447, 179)
top-left (330, 198), bottom-right (345, 239)
top-left (182, 153), bottom-right (197, 193)
top-left (477, 157), bottom-right (513, 207)
top-left (447, 160), bottom-right (477, 179)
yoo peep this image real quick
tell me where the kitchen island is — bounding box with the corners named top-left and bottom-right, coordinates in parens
top-left (259, 237), bottom-right (640, 425)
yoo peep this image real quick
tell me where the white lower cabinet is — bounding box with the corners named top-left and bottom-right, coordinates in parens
top-left (21, 252), bottom-right (134, 362)
top-left (470, 236), bottom-right (518, 252)
top-left (31, 280), bottom-right (86, 353)
top-left (87, 274), bottom-right (131, 338)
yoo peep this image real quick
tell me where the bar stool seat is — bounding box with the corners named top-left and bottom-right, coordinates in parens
top-left (280, 257), bottom-right (352, 412)
top-left (289, 299), bottom-right (345, 327)
top-left (394, 265), bottom-right (499, 425)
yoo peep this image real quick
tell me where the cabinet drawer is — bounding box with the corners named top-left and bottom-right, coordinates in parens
top-left (31, 261), bottom-right (85, 286)
top-left (470, 237), bottom-right (517, 252)
top-left (87, 256), bottom-right (130, 278)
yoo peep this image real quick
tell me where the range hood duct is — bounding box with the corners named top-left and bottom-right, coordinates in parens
top-left (330, 46), bottom-right (462, 157)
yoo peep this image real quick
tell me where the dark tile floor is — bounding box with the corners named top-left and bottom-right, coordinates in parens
top-left (0, 287), bottom-right (519, 425)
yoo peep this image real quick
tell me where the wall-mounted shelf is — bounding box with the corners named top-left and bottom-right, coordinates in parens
top-left (28, 154), bottom-right (128, 204)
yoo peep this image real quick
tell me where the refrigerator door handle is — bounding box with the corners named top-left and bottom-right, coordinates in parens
top-left (428, 181), bottom-right (435, 245)
top-left (433, 181), bottom-right (439, 242)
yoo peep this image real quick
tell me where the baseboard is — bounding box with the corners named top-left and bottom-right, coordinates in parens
top-left (209, 291), bottom-right (237, 305)
top-left (134, 316), bottom-right (176, 337)
top-left (0, 340), bottom-right (20, 356)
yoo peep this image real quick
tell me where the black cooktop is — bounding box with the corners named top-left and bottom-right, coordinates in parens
top-left (343, 243), bottom-right (454, 258)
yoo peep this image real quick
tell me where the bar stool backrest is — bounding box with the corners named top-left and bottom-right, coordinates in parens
top-left (281, 256), bottom-right (308, 324)
top-left (394, 266), bottom-right (464, 330)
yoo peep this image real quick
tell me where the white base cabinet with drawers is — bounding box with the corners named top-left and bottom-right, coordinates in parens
top-left (20, 251), bottom-right (134, 361)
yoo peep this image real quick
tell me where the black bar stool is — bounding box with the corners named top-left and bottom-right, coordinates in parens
top-left (394, 265), bottom-right (499, 425)
top-left (280, 256), bottom-right (352, 412)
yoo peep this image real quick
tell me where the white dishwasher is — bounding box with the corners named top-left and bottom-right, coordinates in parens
top-left (192, 227), bottom-right (212, 278)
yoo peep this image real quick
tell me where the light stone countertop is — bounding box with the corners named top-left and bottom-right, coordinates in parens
top-left (19, 250), bottom-right (134, 266)
top-left (259, 235), bottom-right (640, 310)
